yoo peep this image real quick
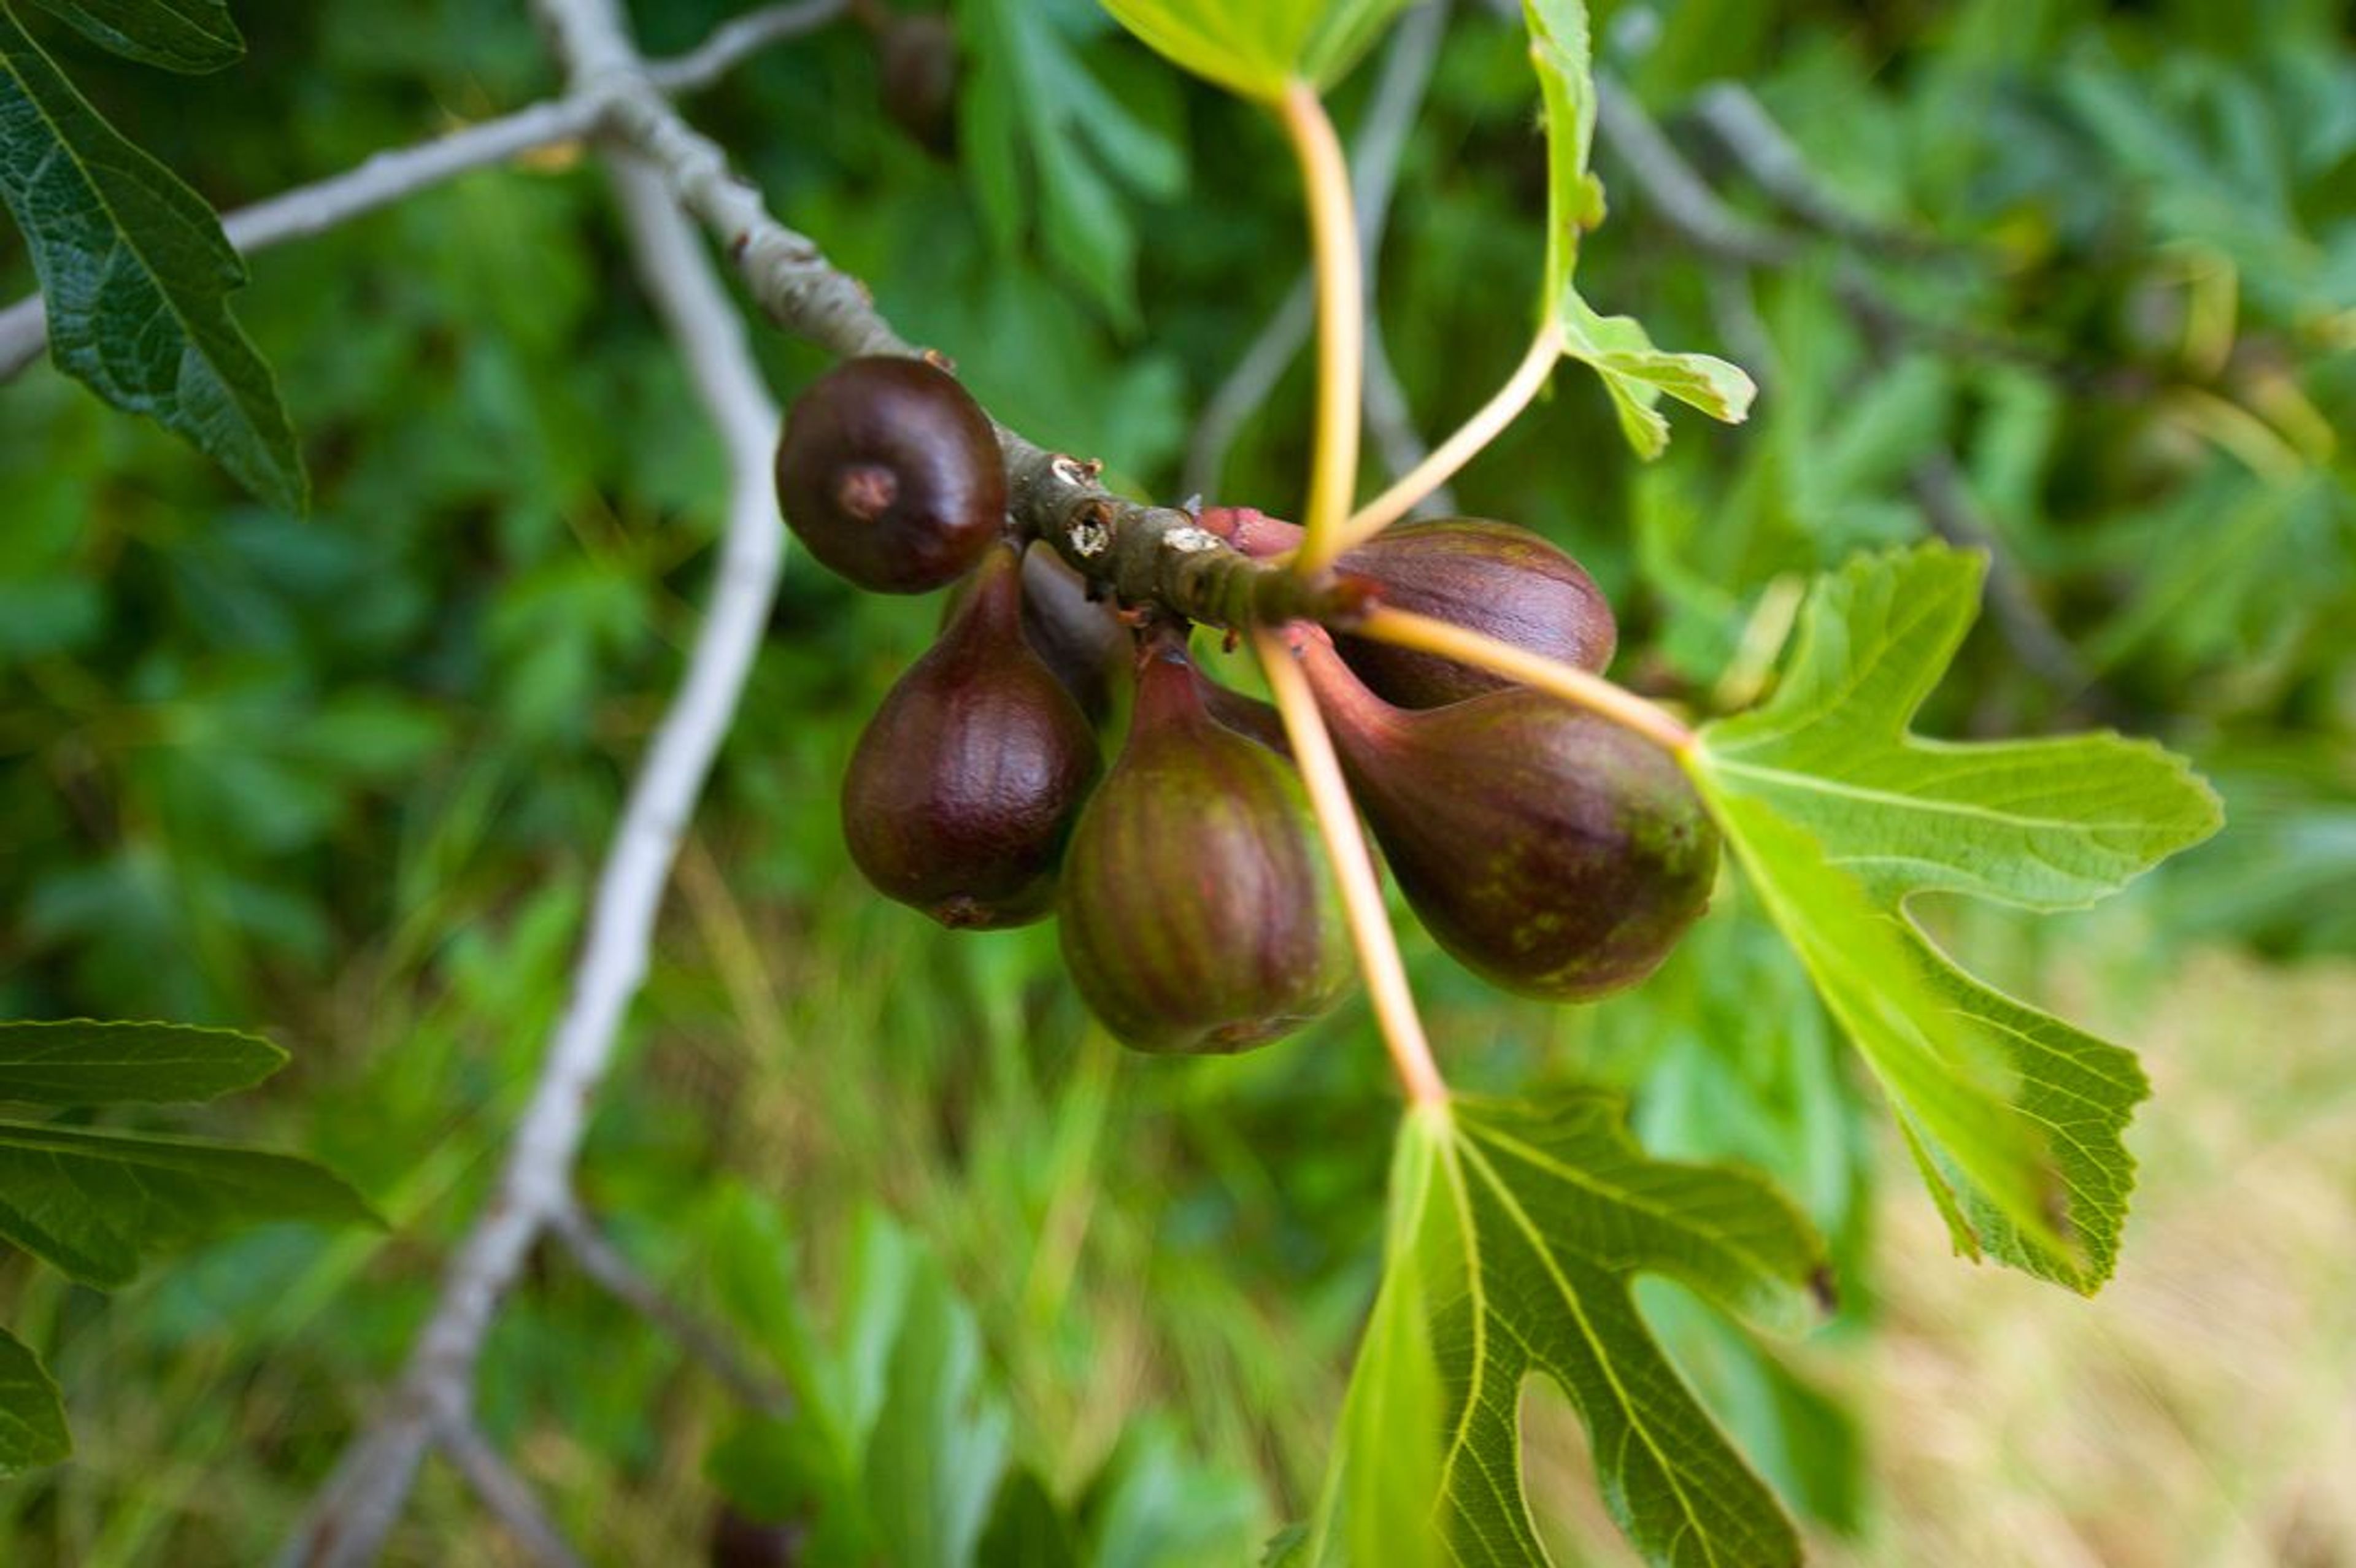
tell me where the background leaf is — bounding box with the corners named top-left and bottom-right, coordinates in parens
top-left (25, 0), bottom-right (242, 73)
top-left (0, 7), bottom-right (304, 510)
top-left (1098, 0), bottom-right (1409, 100)
top-left (0, 1018), bottom-right (285, 1104)
top-left (0, 1120), bottom-right (374, 1288)
top-left (0, 1328), bottom-right (69, 1478)
top-left (1689, 544), bottom-right (2223, 1288)
top-left (965, 0), bottom-right (1185, 329)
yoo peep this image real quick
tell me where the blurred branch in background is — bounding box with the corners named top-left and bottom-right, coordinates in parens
top-left (279, 2), bottom-right (788, 1559)
top-left (1591, 73), bottom-right (2116, 713)
top-left (0, 0), bottom-right (851, 382)
top-left (1182, 0), bottom-right (1454, 510)
top-left (547, 1196), bottom-right (793, 1417)
top-left (431, 1418), bottom-right (587, 1568)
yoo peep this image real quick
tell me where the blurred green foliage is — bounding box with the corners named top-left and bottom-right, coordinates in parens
top-left (0, 0), bottom-right (2350, 1560)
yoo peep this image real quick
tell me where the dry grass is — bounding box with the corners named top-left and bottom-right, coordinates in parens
top-left (1812, 947), bottom-right (2356, 1568)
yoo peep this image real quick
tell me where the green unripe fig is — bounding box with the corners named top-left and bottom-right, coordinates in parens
top-left (1295, 630), bottom-right (1715, 1001)
top-left (776, 356), bottom-right (1004, 594)
top-left (842, 544), bottom-right (1100, 927)
top-left (1057, 644), bottom-right (1352, 1053)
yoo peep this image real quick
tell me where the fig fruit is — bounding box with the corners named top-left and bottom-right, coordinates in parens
top-left (1295, 630), bottom-right (1715, 1001)
top-left (842, 543), bottom-right (1100, 927)
top-left (1057, 643), bottom-right (1351, 1053)
top-left (1334, 518), bottom-right (1617, 705)
top-left (1015, 542), bottom-right (1126, 721)
top-left (775, 356), bottom-right (1004, 593)
top-left (1198, 510), bottom-right (1617, 706)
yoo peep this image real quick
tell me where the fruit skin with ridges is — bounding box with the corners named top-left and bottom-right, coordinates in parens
top-left (1057, 643), bottom-right (1352, 1053)
top-left (775, 356), bottom-right (1004, 594)
top-left (1197, 510), bottom-right (1617, 705)
top-left (841, 544), bottom-right (1099, 928)
top-left (1295, 629), bottom-right (1715, 1001)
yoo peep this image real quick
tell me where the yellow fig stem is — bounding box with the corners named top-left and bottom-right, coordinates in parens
top-left (1352, 606), bottom-right (1696, 754)
top-left (1338, 322), bottom-right (1563, 550)
top-left (1255, 627), bottom-right (1450, 1109)
top-left (1279, 81), bottom-right (1365, 577)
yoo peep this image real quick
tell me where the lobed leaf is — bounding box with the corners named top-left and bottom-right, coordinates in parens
top-left (1522, 0), bottom-right (1755, 456)
top-left (0, 1326), bottom-right (69, 1478)
top-left (26, 0), bottom-right (242, 73)
top-left (1688, 543), bottom-right (2224, 1289)
top-left (0, 1018), bottom-right (286, 1105)
top-left (0, 7), bottom-right (304, 511)
top-left (1324, 1094), bottom-right (1822, 1567)
top-left (0, 1120), bottom-right (375, 1288)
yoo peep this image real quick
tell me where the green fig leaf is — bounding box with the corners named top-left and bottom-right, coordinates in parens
top-left (0, 1018), bottom-right (287, 1105)
top-left (1522, 0), bottom-right (1754, 457)
top-left (0, 7), bottom-right (306, 512)
top-left (1323, 1094), bottom-right (1822, 1567)
top-left (1304, 1109), bottom-right (1445, 1568)
top-left (25, 0), bottom-right (243, 72)
top-left (0, 1120), bottom-right (375, 1288)
top-left (0, 1327), bottom-right (69, 1478)
top-left (1099, 0), bottom-right (1411, 101)
top-left (1687, 543), bottom-right (2224, 1290)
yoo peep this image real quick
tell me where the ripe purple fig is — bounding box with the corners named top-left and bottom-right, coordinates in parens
top-left (842, 544), bottom-right (1100, 928)
top-left (776, 356), bottom-right (1004, 593)
top-left (1057, 644), bottom-right (1352, 1053)
top-left (1293, 629), bottom-right (1715, 1001)
top-left (1015, 543), bottom-right (1127, 720)
top-left (1198, 510), bottom-right (1617, 705)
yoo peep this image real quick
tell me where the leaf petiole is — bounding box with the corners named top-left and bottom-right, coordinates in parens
top-left (1350, 605), bottom-right (1695, 753)
top-left (1337, 321), bottom-right (1565, 550)
top-left (1255, 627), bottom-right (1449, 1107)
top-left (1278, 80), bottom-right (1366, 576)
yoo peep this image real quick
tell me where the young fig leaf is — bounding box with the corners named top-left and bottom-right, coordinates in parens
top-left (1687, 542), bottom-right (2224, 1291)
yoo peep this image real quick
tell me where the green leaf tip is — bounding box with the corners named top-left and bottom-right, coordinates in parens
top-left (0, 7), bottom-right (306, 512)
top-left (0, 1121), bottom-right (378, 1288)
top-left (1317, 1093), bottom-right (1827, 1567)
top-left (0, 1017), bottom-right (287, 1105)
top-left (27, 0), bottom-right (245, 74)
top-left (1690, 542), bottom-right (2223, 1291)
top-left (0, 1327), bottom-right (70, 1478)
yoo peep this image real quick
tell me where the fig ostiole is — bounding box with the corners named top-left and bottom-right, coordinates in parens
top-left (1291, 626), bottom-right (1716, 1001)
top-left (1057, 640), bottom-right (1353, 1053)
top-left (841, 543), bottom-right (1101, 928)
top-left (775, 355), bottom-right (1005, 594)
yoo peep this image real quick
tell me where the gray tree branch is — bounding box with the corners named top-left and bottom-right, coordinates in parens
top-left (275, 10), bottom-right (787, 1564)
top-left (548, 1194), bottom-right (793, 1417)
top-left (432, 1418), bottom-right (589, 1568)
top-left (0, 0), bottom-right (849, 382)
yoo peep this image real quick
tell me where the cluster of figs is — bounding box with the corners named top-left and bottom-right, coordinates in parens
top-left (776, 355), bottom-right (1720, 1054)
